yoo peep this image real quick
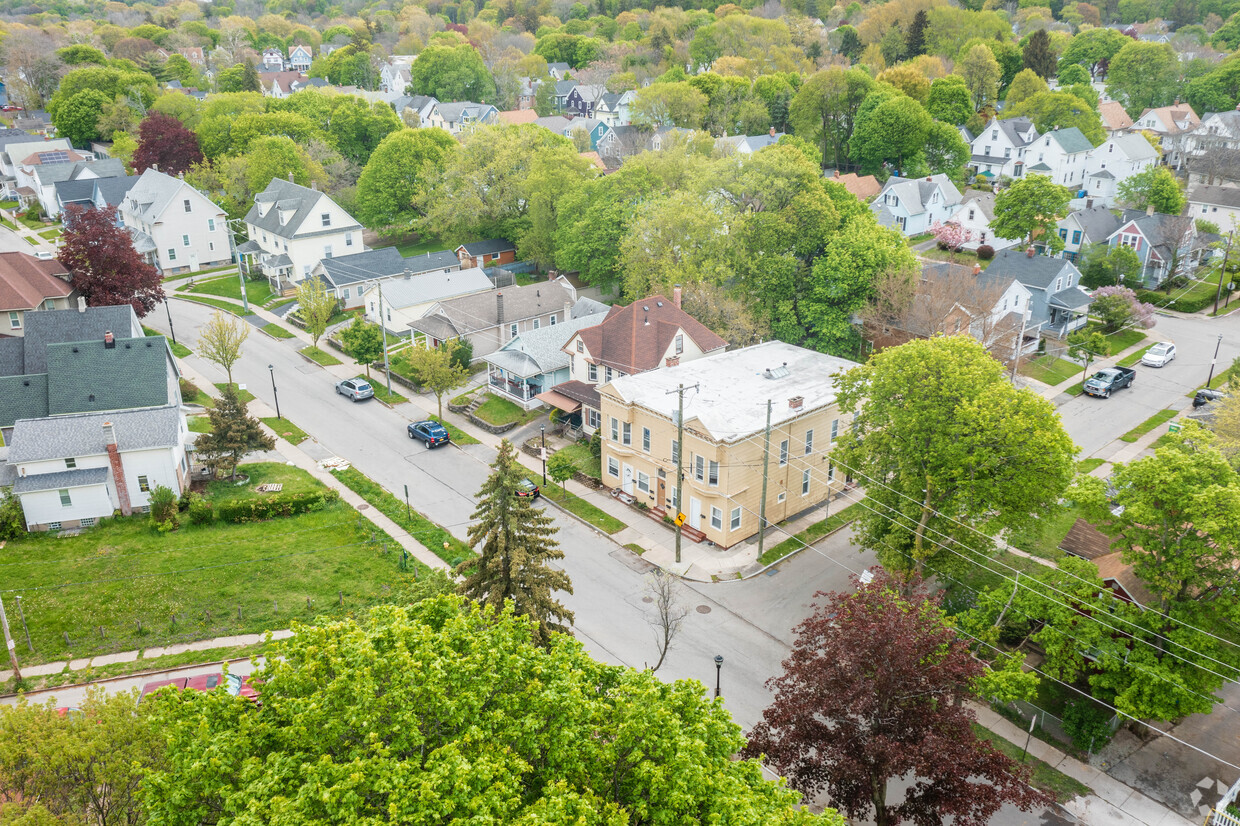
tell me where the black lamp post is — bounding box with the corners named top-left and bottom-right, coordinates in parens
top-left (541, 425), bottom-right (547, 485)
top-left (268, 364), bottom-right (281, 419)
top-left (165, 299), bottom-right (177, 345)
top-left (714, 654), bottom-right (724, 698)
top-left (1208, 334), bottom-right (1224, 387)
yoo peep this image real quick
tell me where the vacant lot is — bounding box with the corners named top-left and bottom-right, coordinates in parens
top-left (0, 464), bottom-right (416, 665)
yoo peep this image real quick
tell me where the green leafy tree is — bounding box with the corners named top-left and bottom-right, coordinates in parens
top-left (295, 277), bottom-right (337, 348)
top-left (355, 128), bottom-right (457, 230)
top-left (1060, 27), bottom-right (1131, 79)
top-left (546, 451), bottom-right (577, 494)
top-left (1117, 166), bottom-right (1187, 214)
top-left (1005, 68), bottom-right (1048, 107)
top-left (142, 597), bottom-right (842, 824)
top-left (0, 494), bottom-right (25, 540)
top-left (850, 94), bottom-right (932, 175)
top-left (533, 78), bottom-right (556, 116)
top-left (923, 120), bottom-right (971, 177)
top-left (834, 335), bottom-right (1076, 585)
top-left (1009, 91), bottom-right (1106, 146)
top-left (216, 61), bottom-right (262, 93)
top-left (48, 66), bottom-right (158, 116)
top-left (194, 384), bottom-right (276, 480)
top-left (1022, 28), bottom-right (1058, 78)
top-left (57, 44), bottom-right (107, 65)
top-left (958, 43), bottom-right (1002, 109)
top-left (1067, 329), bottom-right (1111, 385)
top-left (788, 67), bottom-right (874, 168)
top-left (326, 97), bottom-right (401, 165)
top-left (338, 316), bottom-right (385, 378)
top-left (1081, 243), bottom-right (1143, 289)
top-left (1106, 41), bottom-right (1181, 116)
top-left (457, 440), bottom-right (574, 648)
top-left (630, 81), bottom-right (707, 128)
top-left (1057, 63), bottom-right (1091, 86)
top-left (408, 44), bottom-right (494, 102)
top-left (52, 88), bottom-right (110, 146)
top-left (926, 75), bottom-right (974, 124)
top-left (198, 310), bottom-right (249, 386)
top-left (990, 174), bottom-right (1072, 253)
top-left (403, 338), bottom-right (469, 418)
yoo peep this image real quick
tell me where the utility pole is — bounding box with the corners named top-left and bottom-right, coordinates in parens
top-left (227, 218), bottom-right (249, 315)
top-left (756, 399), bottom-right (773, 562)
top-left (0, 595), bottom-right (22, 683)
top-left (666, 382), bottom-right (699, 565)
top-left (1215, 231), bottom-right (1234, 316)
top-left (374, 279), bottom-right (393, 398)
top-left (1010, 309), bottom-right (1028, 382)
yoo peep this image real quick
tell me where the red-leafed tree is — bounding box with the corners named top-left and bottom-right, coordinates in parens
top-left (132, 112), bottom-right (203, 176)
top-left (59, 204), bottom-right (164, 317)
top-left (742, 570), bottom-right (1049, 826)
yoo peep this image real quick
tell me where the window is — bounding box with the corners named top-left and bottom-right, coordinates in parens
top-left (710, 507), bottom-right (723, 530)
top-left (779, 439), bottom-right (788, 466)
top-left (805, 430), bottom-right (813, 455)
top-left (675, 334), bottom-right (683, 354)
top-left (183, 234), bottom-right (191, 247)
top-left (694, 455), bottom-right (705, 482)
top-left (183, 198), bottom-right (191, 213)
top-left (342, 288), bottom-right (351, 300)
top-left (588, 364), bottom-right (598, 381)
top-left (1072, 230), bottom-right (1082, 245)
top-left (64, 457), bottom-right (76, 469)
top-left (777, 492), bottom-right (786, 503)
top-left (47, 521), bottom-right (61, 531)
top-left (577, 340), bottom-right (584, 353)
top-left (138, 475), bottom-right (150, 493)
top-left (637, 471), bottom-right (650, 493)
top-left (669, 486), bottom-right (678, 509)
top-left (708, 460), bottom-right (718, 486)
top-left (1059, 228), bottom-right (1068, 240)
top-left (611, 418), bottom-right (619, 441)
top-left (671, 439), bottom-right (679, 464)
top-left (42, 299), bottom-right (54, 310)
top-left (321, 213), bottom-right (331, 227)
top-left (59, 489), bottom-right (72, 507)
top-left (605, 367), bottom-right (613, 382)
top-left (830, 419), bottom-right (839, 443)
top-left (510, 323), bottom-right (518, 340)
top-left (642, 427), bottom-right (650, 452)
top-left (324, 245), bottom-right (333, 259)
top-left (968, 209), bottom-right (975, 221)
top-left (345, 231), bottom-right (353, 247)
top-left (730, 507), bottom-right (741, 530)
top-left (1055, 277), bottom-right (1062, 291)
top-left (549, 314), bottom-right (557, 325)
top-left (208, 218), bottom-right (216, 232)
top-left (1121, 233), bottom-right (1141, 249)
top-left (828, 462), bottom-right (836, 482)
top-left (588, 409), bottom-right (600, 429)
top-left (1004, 147), bottom-right (1011, 158)
top-left (80, 517), bottom-right (95, 527)
top-left (802, 469), bottom-right (811, 495)
top-left (622, 422), bottom-right (631, 446)
top-left (8, 312), bottom-right (19, 329)
top-left (168, 248), bottom-right (176, 261)
top-left (533, 318), bottom-right (540, 330)
top-left (991, 130), bottom-right (997, 139)
top-left (607, 456), bottom-right (620, 477)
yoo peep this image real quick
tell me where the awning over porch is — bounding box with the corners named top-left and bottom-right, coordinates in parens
top-left (534, 389), bottom-right (581, 413)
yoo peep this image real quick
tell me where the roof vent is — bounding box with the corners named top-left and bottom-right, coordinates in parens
top-left (22, 380), bottom-right (28, 386)
top-left (145, 341), bottom-right (152, 347)
top-left (642, 306), bottom-right (649, 311)
top-left (88, 394), bottom-right (95, 402)
top-left (72, 347), bottom-right (78, 353)
top-left (788, 395), bottom-right (804, 410)
top-left (656, 301), bottom-right (663, 307)
top-left (764, 364), bottom-right (791, 380)
top-left (124, 343), bottom-right (131, 349)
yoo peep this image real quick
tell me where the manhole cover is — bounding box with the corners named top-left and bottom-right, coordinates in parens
top-left (696, 605), bottom-right (711, 614)
top-left (357, 503), bottom-right (369, 510)
top-left (641, 596), bottom-right (653, 603)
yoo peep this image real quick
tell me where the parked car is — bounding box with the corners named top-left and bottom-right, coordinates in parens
top-left (517, 478), bottom-right (541, 499)
top-left (408, 420), bottom-right (450, 448)
top-left (1141, 342), bottom-right (1177, 367)
top-left (335, 377), bottom-right (373, 402)
top-left (140, 673), bottom-right (256, 701)
top-left (1083, 366), bottom-right (1136, 398)
top-left (1194, 388), bottom-right (1229, 408)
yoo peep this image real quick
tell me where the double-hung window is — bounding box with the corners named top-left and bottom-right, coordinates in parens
top-left (610, 417), bottom-right (619, 441)
top-left (642, 427), bottom-right (650, 452)
top-left (607, 456), bottom-right (619, 477)
top-left (802, 469), bottom-right (811, 495)
top-left (710, 507), bottom-right (723, 530)
top-left (730, 507), bottom-right (741, 530)
top-left (707, 460), bottom-right (718, 486)
top-left (637, 471), bottom-right (650, 493)
top-left (622, 422), bottom-right (631, 446)
top-left (779, 439), bottom-right (789, 466)
top-left (694, 455), bottom-right (705, 482)
top-left (805, 430), bottom-right (814, 455)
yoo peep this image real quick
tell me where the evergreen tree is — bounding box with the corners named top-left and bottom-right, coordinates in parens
top-left (456, 440), bottom-right (574, 648)
top-left (241, 59), bottom-right (262, 92)
top-left (194, 385), bottom-right (276, 481)
top-left (905, 10), bottom-right (929, 58)
top-left (1022, 29), bottom-right (1057, 79)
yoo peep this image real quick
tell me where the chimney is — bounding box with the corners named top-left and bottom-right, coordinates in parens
top-left (769, 126), bottom-right (776, 137)
top-left (288, 172), bottom-right (294, 182)
top-left (310, 181), bottom-right (318, 191)
top-left (926, 176), bottom-right (933, 182)
top-left (1146, 204), bottom-right (1156, 216)
top-left (1026, 246), bottom-right (1036, 258)
top-left (151, 163), bottom-right (159, 172)
top-left (103, 421), bottom-right (132, 516)
top-left (788, 395), bottom-right (804, 411)
top-left (178, 171), bottom-right (184, 180)
top-left (77, 296), bottom-right (86, 313)
top-left (104, 330), bottom-right (115, 348)
top-left (973, 263), bottom-right (982, 275)
top-left (1086, 197), bottom-right (1094, 209)
top-left (666, 356), bottom-right (679, 367)
top-left (496, 291), bottom-right (504, 326)
top-left (673, 284), bottom-right (682, 309)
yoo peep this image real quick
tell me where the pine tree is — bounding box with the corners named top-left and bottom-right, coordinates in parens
top-left (905, 10), bottom-right (929, 58)
top-left (1022, 29), bottom-right (1057, 79)
top-left (195, 385), bottom-right (276, 481)
top-left (456, 440), bottom-right (574, 647)
top-left (241, 59), bottom-right (262, 92)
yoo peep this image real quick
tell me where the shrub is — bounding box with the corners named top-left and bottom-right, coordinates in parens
top-left (589, 429), bottom-right (602, 459)
top-left (0, 494), bottom-right (25, 540)
top-left (976, 244), bottom-right (995, 260)
top-left (149, 484), bottom-right (180, 531)
top-left (180, 377), bottom-right (201, 400)
top-left (1062, 699), bottom-right (1114, 752)
top-left (186, 492), bottom-right (214, 525)
top-left (214, 490), bottom-right (340, 523)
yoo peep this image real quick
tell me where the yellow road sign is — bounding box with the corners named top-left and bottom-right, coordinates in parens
top-left (674, 512), bottom-right (687, 526)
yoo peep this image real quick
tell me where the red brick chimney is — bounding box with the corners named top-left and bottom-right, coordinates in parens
top-left (1026, 246), bottom-right (1036, 258)
top-left (103, 421), bottom-right (132, 516)
top-left (666, 356), bottom-right (680, 367)
top-left (769, 126), bottom-right (776, 137)
top-left (973, 263), bottom-right (982, 275)
top-left (673, 284), bottom-right (682, 309)
top-left (104, 330), bottom-right (115, 348)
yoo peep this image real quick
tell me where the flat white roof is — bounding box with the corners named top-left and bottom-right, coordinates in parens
top-left (605, 340), bottom-right (858, 443)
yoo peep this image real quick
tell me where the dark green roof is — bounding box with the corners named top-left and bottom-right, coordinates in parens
top-left (45, 336), bottom-right (168, 416)
top-left (0, 374), bottom-right (48, 427)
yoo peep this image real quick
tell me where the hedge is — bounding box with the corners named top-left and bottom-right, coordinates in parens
top-left (215, 490), bottom-right (340, 523)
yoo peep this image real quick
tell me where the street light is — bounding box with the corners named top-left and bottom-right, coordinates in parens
top-left (541, 426), bottom-right (547, 485)
top-left (164, 299), bottom-right (177, 345)
top-left (714, 654), bottom-right (724, 698)
top-left (268, 364), bottom-right (281, 419)
top-left (1208, 334), bottom-right (1224, 387)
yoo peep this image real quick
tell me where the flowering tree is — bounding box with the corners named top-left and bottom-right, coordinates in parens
top-left (1092, 285), bottom-right (1157, 333)
top-left (930, 220), bottom-right (972, 262)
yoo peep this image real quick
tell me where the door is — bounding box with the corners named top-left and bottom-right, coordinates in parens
top-left (189, 252), bottom-right (200, 273)
top-left (657, 477), bottom-right (666, 508)
top-left (689, 496), bottom-right (702, 528)
top-left (622, 464), bottom-right (634, 495)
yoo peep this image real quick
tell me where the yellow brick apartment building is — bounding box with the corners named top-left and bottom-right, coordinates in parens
top-left (598, 341), bottom-right (858, 548)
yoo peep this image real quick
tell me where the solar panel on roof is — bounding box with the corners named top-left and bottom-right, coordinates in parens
top-left (36, 150), bottom-right (69, 164)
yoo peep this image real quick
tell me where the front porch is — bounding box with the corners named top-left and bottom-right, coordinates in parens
top-left (487, 365), bottom-right (544, 410)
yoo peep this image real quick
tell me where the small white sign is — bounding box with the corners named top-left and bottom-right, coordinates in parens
top-left (540, 448), bottom-right (547, 461)
top-left (859, 570), bottom-right (874, 585)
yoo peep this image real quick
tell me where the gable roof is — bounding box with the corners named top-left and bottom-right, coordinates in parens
top-left (1093, 551), bottom-right (1158, 608)
top-left (244, 177), bottom-right (360, 241)
top-left (832, 172), bottom-right (881, 200)
top-left (1139, 102), bottom-right (1200, 134)
top-left (1187, 184), bottom-right (1240, 210)
top-left (92, 175), bottom-right (141, 207)
top-left (984, 249), bottom-right (1077, 289)
top-left (873, 174), bottom-right (964, 216)
top-left (1044, 126), bottom-right (1095, 154)
top-left (1109, 132), bottom-right (1159, 162)
top-left (435, 101), bottom-right (495, 123)
top-left (497, 109), bottom-right (539, 125)
top-left (259, 71), bottom-right (304, 92)
top-left (44, 335), bottom-right (170, 417)
top-left (1067, 205), bottom-right (1123, 242)
top-left (484, 310), bottom-right (610, 378)
top-left (31, 158), bottom-right (125, 188)
top-left (4, 305), bottom-right (138, 376)
top-left (123, 168), bottom-right (220, 223)
top-left (988, 116), bottom-right (1039, 147)
top-left (459, 239), bottom-right (515, 257)
top-left (573, 294), bottom-right (727, 374)
top-left (1059, 517), bottom-right (1114, 560)
top-left (318, 247), bottom-right (461, 288)
top-left (9, 404), bottom-right (181, 462)
top-left (370, 266), bottom-right (493, 310)
top-left (1098, 101), bottom-right (1133, 131)
top-left (410, 281), bottom-right (576, 336)
top-left (957, 188), bottom-right (997, 221)
top-left (0, 252), bottom-right (72, 312)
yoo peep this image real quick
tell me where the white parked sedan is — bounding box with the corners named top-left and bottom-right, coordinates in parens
top-left (1141, 341), bottom-right (1176, 367)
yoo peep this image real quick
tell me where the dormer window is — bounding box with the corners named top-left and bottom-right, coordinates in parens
top-left (321, 213), bottom-right (331, 227)
top-left (991, 130), bottom-right (997, 139)
top-left (183, 198), bottom-right (191, 212)
top-left (1055, 277), bottom-right (1062, 291)
top-left (675, 334), bottom-right (683, 354)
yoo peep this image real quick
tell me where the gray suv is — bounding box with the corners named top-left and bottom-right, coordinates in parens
top-left (336, 377), bottom-right (374, 402)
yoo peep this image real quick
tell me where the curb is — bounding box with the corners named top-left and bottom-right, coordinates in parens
top-left (2, 654), bottom-right (261, 700)
top-left (731, 517), bottom-right (859, 582)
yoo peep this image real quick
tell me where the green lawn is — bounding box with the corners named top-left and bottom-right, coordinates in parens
top-left (37, 227), bottom-right (60, 240)
top-left (142, 325), bottom-right (192, 358)
top-left (17, 213), bottom-right (47, 230)
top-left (760, 501), bottom-right (864, 566)
top-left (555, 441), bottom-right (602, 480)
top-left (262, 323), bottom-right (297, 339)
top-left (1084, 323), bottom-right (1146, 354)
top-left (179, 295), bottom-right (244, 316)
top-left (1065, 381), bottom-right (1085, 396)
top-left (1118, 344), bottom-right (1155, 368)
top-left (0, 465), bottom-right (416, 665)
top-left (1005, 502), bottom-right (1084, 560)
top-left (1021, 355), bottom-right (1081, 386)
top-left (300, 345), bottom-right (343, 366)
top-left (1077, 457), bottom-right (1105, 474)
top-left (187, 416), bottom-right (212, 433)
top-left (24, 235), bottom-right (38, 246)
top-left (0, 217), bottom-right (17, 231)
top-left (918, 247), bottom-right (991, 269)
top-left (378, 233), bottom-right (447, 258)
top-left (473, 393), bottom-right (543, 427)
top-left (329, 466), bottom-right (472, 565)
top-left (1120, 409), bottom-right (1177, 442)
top-left (371, 383), bottom-right (409, 405)
top-left (182, 274), bottom-right (276, 307)
top-left (261, 417), bottom-right (310, 445)
top-left (544, 484), bottom-right (627, 534)
top-left (971, 725), bottom-right (1091, 803)
top-left (214, 382), bottom-right (256, 404)
top-left (1137, 266), bottom-right (1233, 314)
top-left (429, 415), bottom-right (480, 445)
top-left (205, 462), bottom-right (321, 500)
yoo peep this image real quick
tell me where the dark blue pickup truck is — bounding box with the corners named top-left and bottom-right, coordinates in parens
top-left (1083, 367), bottom-right (1136, 398)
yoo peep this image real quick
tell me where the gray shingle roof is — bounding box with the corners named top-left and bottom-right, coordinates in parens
top-left (1045, 127), bottom-right (1095, 154)
top-left (243, 178), bottom-right (360, 242)
top-left (32, 158), bottom-right (126, 188)
top-left (873, 174), bottom-right (964, 217)
top-left (989, 116), bottom-right (1039, 148)
top-left (9, 404), bottom-right (182, 462)
top-left (572, 296), bottom-right (609, 319)
top-left (459, 239), bottom-right (514, 257)
top-left (483, 310), bottom-right (608, 378)
top-left (984, 249), bottom-right (1079, 290)
top-left (1188, 184), bottom-right (1240, 210)
top-left (0, 373), bottom-right (48, 425)
top-left (54, 178), bottom-right (96, 206)
top-left (12, 466), bottom-right (109, 494)
top-left (377, 267), bottom-right (493, 310)
top-left (44, 336), bottom-right (169, 417)
top-left (1050, 286), bottom-right (1094, 310)
top-left (435, 101), bottom-right (494, 124)
top-left (1068, 206), bottom-right (1122, 243)
top-left (11, 305), bottom-right (139, 375)
top-left (124, 168), bottom-right (218, 224)
top-left (411, 281), bottom-right (576, 336)
top-left (0, 338), bottom-right (24, 375)
top-left (0, 128), bottom-right (33, 151)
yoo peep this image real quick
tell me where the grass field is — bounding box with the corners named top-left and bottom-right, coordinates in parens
top-left (759, 500), bottom-right (864, 566)
top-left (142, 325), bottom-right (192, 358)
top-left (205, 463), bottom-right (321, 499)
top-left (214, 382), bottom-right (255, 404)
top-left (262, 323), bottom-right (297, 339)
top-left (329, 466), bottom-right (472, 565)
top-left (0, 464), bottom-right (415, 666)
top-left (1120, 409), bottom-right (1177, 442)
top-left (555, 441), bottom-right (601, 479)
top-left (182, 274), bottom-right (276, 307)
top-left (178, 295), bottom-right (244, 316)
top-left (1077, 457), bottom-right (1105, 474)
top-left (1083, 323), bottom-right (1146, 354)
top-left (187, 416), bottom-right (212, 433)
top-left (37, 227), bottom-right (60, 240)
top-left (1022, 355), bottom-right (1081, 386)
top-left (473, 393), bottom-right (543, 427)
top-left (544, 484), bottom-right (627, 534)
top-left (261, 417), bottom-right (310, 444)
top-left (300, 345), bottom-right (343, 366)
top-left (372, 384), bottom-right (408, 405)
top-left (376, 233), bottom-right (447, 258)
